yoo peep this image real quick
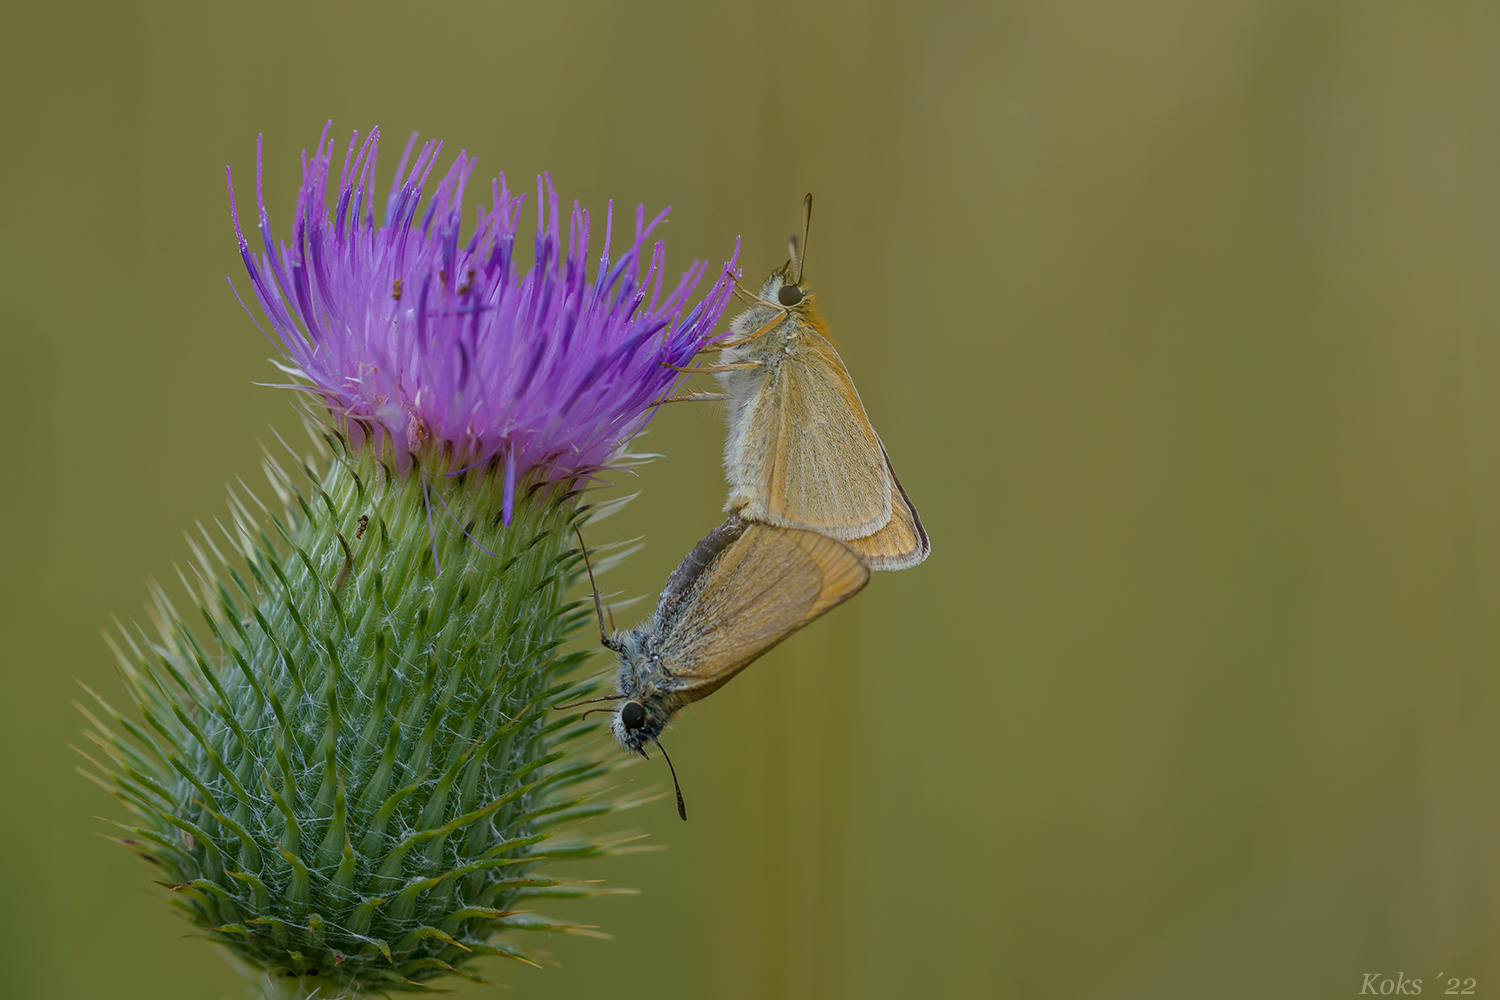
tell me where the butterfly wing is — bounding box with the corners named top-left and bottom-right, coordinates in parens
top-left (844, 438), bottom-right (930, 571)
top-left (656, 520), bottom-right (870, 700)
top-left (728, 324), bottom-right (893, 539)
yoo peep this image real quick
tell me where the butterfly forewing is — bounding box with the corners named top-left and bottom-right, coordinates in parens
top-left (657, 522), bottom-right (870, 696)
top-left (732, 325), bottom-right (892, 539)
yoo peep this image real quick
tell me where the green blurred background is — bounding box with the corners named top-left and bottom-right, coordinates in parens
top-left (4, 2), bottom-right (1500, 997)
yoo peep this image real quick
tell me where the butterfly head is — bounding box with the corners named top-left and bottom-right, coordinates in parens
top-left (610, 630), bottom-right (670, 754)
top-left (610, 698), bottom-right (667, 755)
top-left (742, 193), bottom-right (815, 314)
top-left (760, 265), bottom-right (809, 311)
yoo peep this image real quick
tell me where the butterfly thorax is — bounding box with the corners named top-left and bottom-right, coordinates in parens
top-left (609, 628), bottom-right (690, 753)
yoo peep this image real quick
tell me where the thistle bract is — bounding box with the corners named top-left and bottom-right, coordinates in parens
top-left (80, 126), bottom-right (736, 998)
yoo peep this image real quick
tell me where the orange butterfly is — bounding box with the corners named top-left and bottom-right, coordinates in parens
top-left (568, 515), bottom-right (870, 818)
top-left (691, 195), bottom-right (929, 570)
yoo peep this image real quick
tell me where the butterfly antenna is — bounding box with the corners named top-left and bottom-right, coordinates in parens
top-left (652, 737), bottom-right (688, 820)
top-left (555, 693), bottom-right (626, 711)
top-left (794, 192), bottom-right (812, 284)
top-left (574, 525), bottom-right (623, 651)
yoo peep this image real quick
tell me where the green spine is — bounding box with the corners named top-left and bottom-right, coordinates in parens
top-left (79, 434), bottom-right (644, 996)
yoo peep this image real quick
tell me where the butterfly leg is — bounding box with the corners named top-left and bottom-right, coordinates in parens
top-left (661, 360), bottom-right (764, 373)
top-left (701, 311), bottom-right (787, 352)
top-left (654, 391), bottom-right (727, 405)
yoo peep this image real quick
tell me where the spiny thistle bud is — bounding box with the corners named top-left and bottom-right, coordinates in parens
top-left (77, 124), bottom-right (737, 998)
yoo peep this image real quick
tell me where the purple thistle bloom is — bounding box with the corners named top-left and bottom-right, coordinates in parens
top-left (229, 123), bottom-right (738, 521)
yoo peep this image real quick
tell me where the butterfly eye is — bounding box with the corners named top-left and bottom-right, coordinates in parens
top-left (777, 283), bottom-right (804, 307)
top-left (621, 702), bottom-right (647, 730)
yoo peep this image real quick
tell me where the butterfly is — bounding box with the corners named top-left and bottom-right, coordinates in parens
top-left (565, 513), bottom-right (869, 818)
top-left (682, 195), bottom-right (929, 570)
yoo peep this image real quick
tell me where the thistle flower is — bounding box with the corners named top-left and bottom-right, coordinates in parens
top-left (78, 124), bottom-right (736, 999)
top-left (234, 124), bottom-right (734, 520)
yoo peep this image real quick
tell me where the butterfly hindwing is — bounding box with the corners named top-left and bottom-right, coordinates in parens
top-left (843, 439), bottom-right (930, 570)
